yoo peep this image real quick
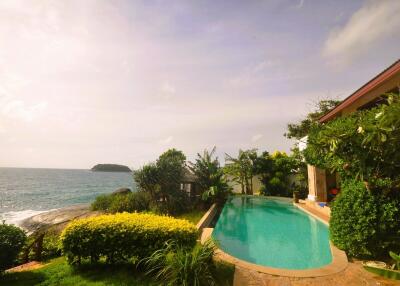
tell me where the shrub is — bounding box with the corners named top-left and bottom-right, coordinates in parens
top-left (142, 239), bottom-right (216, 286)
top-left (91, 192), bottom-right (152, 213)
top-left (91, 194), bottom-right (113, 211)
top-left (0, 222), bottom-right (27, 272)
top-left (330, 179), bottom-right (400, 258)
top-left (60, 212), bottom-right (198, 264)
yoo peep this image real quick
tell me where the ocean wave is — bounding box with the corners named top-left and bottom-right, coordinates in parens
top-left (0, 209), bottom-right (52, 226)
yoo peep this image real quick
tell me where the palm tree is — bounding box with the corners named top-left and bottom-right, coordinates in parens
top-left (224, 149), bottom-right (257, 195)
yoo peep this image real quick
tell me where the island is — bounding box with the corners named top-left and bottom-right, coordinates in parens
top-left (91, 164), bottom-right (131, 172)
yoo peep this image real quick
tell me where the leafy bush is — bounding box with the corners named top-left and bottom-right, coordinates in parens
top-left (0, 222), bottom-right (27, 272)
top-left (134, 149), bottom-right (189, 215)
top-left (142, 239), bottom-right (216, 286)
top-left (91, 191), bottom-right (152, 213)
top-left (330, 179), bottom-right (400, 258)
top-left (60, 213), bottom-right (198, 264)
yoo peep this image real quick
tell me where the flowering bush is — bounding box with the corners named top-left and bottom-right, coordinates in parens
top-left (60, 212), bottom-right (198, 264)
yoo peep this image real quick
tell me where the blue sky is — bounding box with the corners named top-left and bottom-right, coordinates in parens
top-left (0, 0), bottom-right (399, 168)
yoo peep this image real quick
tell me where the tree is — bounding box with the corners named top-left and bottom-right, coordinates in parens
top-left (225, 149), bottom-right (257, 195)
top-left (188, 147), bottom-right (230, 205)
top-left (285, 99), bottom-right (340, 140)
top-left (256, 151), bottom-right (297, 197)
top-left (134, 148), bottom-right (187, 214)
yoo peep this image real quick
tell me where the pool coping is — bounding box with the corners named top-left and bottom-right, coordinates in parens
top-left (205, 196), bottom-right (348, 278)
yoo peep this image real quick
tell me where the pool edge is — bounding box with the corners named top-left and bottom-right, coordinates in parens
top-left (203, 196), bottom-right (348, 278)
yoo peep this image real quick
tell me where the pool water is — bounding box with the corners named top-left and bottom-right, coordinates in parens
top-left (212, 196), bottom-right (332, 270)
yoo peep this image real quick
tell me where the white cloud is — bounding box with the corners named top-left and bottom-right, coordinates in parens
top-left (323, 0), bottom-right (400, 65)
top-left (1, 99), bottom-right (48, 122)
top-left (251, 134), bottom-right (263, 142)
top-left (159, 82), bottom-right (176, 99)
top-left (159, 136), bottom-right (173, 144)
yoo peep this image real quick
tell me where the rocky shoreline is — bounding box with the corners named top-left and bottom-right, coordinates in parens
top-left (19, 204), bottom-right (101, 235)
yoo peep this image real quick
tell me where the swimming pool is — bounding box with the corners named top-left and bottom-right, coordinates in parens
top-left (212, 196), bottom-right (332, 270)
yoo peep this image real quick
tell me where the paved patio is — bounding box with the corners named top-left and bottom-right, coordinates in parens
top-left (233, 260), bottom-right (398, 286)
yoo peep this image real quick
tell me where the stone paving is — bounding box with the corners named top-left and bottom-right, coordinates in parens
top-left (233, 260), bottom-right (399, 286)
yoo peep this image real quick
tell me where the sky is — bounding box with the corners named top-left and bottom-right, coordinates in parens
top-left (0, 0), bottom-right (399, 169)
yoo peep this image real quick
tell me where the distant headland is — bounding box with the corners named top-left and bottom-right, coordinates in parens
top-left (91, 164), bottom-right (131, 172)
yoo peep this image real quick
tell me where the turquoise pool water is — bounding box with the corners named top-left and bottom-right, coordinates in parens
top-left (212, 196), bottom-right (332, 270)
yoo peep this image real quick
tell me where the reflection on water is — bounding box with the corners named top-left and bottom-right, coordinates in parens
top-left (212, 196), bottom-right (332, 270)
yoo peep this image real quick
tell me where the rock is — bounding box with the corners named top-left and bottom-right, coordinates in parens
top-left (112, 188), bottom-right (132, 195)
top-left (19, 204), bottom-right (101, 235)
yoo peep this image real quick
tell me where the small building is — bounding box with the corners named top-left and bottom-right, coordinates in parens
top-left (180, 168), bottom-right (199, 198)
top-left (307, 59), bottom-right (400, 204)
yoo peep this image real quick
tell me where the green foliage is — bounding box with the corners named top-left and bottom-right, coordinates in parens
top-left (134, 149), bottom-right (188, 214)
top-left (330, 179), bottom-right (400, 258)
top-left (142, 240), bottom-right (216, 286)
top-left (60, 213), bottom-right (198, 265)
top-left (189, 147), bottom-right (231, 205)
top-left (91, 192), bottom-right (152, 213)
top-left (389, 251), bottom-right (400, 270)
top-left (0, 222), bottom-right (27, 272)
top-left (256, 151), bottom-right (299, 197)
top-left (41, 233), bottom-right (61, 260)
top-left (304, 93), bottom-right (400, 186)
top-left (225, 149), bottom-right (257, 195)
top-left (0, 257), bottom-right (157, 286)
top-left (285, 99), bottom-right (340, 139)
top-left (90, 194), bottom-right (113, 211)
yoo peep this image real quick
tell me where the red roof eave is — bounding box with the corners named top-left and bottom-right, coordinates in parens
top-left (319, 59), bottom-right (400, 123)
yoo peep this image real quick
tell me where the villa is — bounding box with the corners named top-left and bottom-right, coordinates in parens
top-left (304, 59), bottom-right (400, 214)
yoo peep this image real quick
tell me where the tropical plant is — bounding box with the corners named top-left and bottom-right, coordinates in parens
top-left (304, 93), bottom-right (400, 187)
top-left (255, 151), bottom-right (298, 197)
top-left (141, 239), bottom-right (216, 286)
top-left (61, 212), bottom-right (197, 265)
top-left (134, 149), bottom-right (188, 214)
top-left (224, 149), bottom-right (257, 195)
top-left (389, 251), bottom-right (400, 270)
top-left (189, 147), bottom-right (230, 205)
top-left (0, 222), bottom-right (27, 272)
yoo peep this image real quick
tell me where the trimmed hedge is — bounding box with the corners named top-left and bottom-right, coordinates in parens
top-left (60, 212), bottom-right (198, 264)
top-left (330, 179), bottom-right (400, 258)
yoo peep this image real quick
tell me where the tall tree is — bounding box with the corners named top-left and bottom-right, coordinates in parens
top-left (285, 99), bottom-right (340, 140)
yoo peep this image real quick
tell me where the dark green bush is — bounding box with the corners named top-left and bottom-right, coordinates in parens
top-left (330, 179), bottom-right (400, 258)
top-left (0, 222), bottom-right (27, 272)
top-left (60, 212), bottom-right (198, 264)
top-left (91, 194), bottom-right (113, 211)
top-left (91, 191), bottom-right (152, 213)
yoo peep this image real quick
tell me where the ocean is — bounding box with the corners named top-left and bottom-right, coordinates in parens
top-left (0, 167), bottom-right (136, 225)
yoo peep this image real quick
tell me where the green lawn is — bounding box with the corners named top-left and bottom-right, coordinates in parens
top-left (1, 256), bottom-right (234, 286)
top-left (176, 208), bottom-right (206, 224)
top-left (0, 257), bottom-right (156, 286)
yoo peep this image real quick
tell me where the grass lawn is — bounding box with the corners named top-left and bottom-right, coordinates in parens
top-left (176, 208), bottom-right (206, 224)
top-left (0, 257), bottom-right (156, 286)
top-left (1, 256), bottom-right (234, 286)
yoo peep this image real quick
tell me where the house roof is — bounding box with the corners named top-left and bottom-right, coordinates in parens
top-left (182, 168), bottom-right (197, 183)
top-left (319, 59), bottom-right (400, 123)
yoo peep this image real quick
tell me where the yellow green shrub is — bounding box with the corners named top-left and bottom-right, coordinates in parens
top-left (60, 212), bottom-right (198, 264)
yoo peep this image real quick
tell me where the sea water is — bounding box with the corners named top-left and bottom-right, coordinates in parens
top-left (0, 167), bottom-right (135, 225)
